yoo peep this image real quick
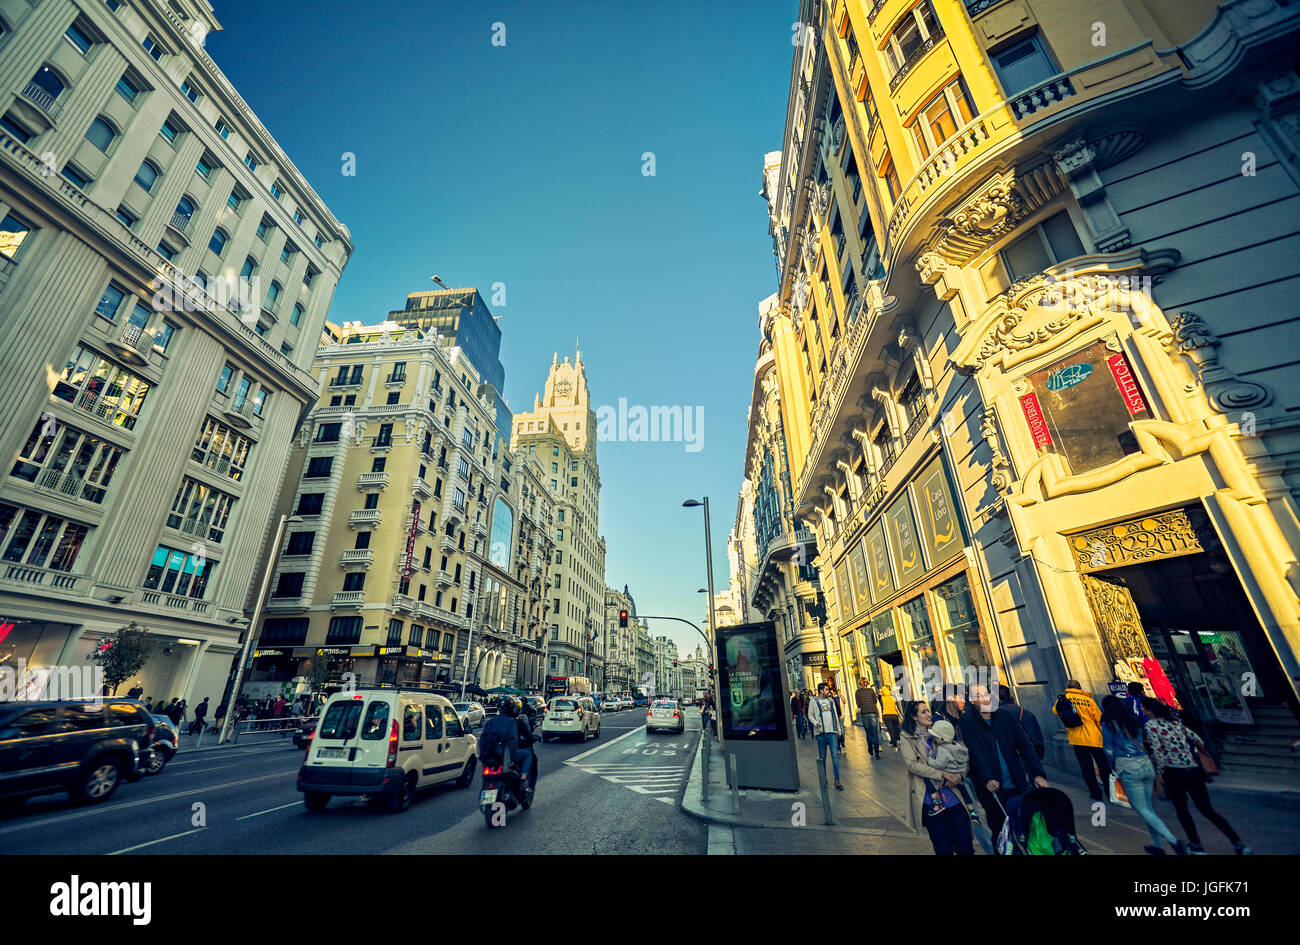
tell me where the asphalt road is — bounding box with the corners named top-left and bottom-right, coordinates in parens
top-left (0, 708), bottom-right (708, 855)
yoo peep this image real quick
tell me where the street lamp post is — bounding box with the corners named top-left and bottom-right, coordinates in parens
top-left (220, 512), bottom-right (302, 743)
top-left (682, 499), bottom-right (718, 691)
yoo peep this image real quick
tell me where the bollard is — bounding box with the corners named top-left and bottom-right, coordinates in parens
top-left (815, 752), bottom-right (834, 825)
top-left (701, 733), bottom-right (710, 804)
top-left (727, 753), bottom-right (740, 814)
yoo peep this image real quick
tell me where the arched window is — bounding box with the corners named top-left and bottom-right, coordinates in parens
top-left (30, 66), bottom-right (65, 100)
top-left (265, 280), bottom-right (281, 305)
top-left (240, 256), bottom-right (256, 279)
top-left (208, 227), bottom-right (227, 255)
top-left (175, 196), bottom-right (195, 219)
top-left (133, 160), bottom-right (160, 192)
top-left (86, 117), bottom-right (115, 153)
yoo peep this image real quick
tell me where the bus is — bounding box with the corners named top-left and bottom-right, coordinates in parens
top-left (545, 675), bottom-right (592, 697)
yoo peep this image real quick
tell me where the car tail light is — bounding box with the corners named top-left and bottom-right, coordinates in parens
top-left (306, 730), bottom-right (314, 750)
top-left (674, 711), bottom-right (680, 718)
top-left (646, 710), bottom-right (652, 718)
top-left (386, 718), bottom-right (399, 767)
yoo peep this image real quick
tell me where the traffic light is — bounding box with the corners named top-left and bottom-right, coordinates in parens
top-left (618, 609), bottom-right (628, 628)
top-left (673, 659), bottom-right (678, 667)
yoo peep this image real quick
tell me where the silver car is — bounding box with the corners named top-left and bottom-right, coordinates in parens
top-left (645, 698), bottom-right (684, 734)
top-left (452, 702), bottom-right (486, 729)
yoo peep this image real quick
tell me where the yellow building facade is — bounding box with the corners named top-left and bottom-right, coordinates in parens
top-left (761, 0), bottom-right (1300, 772)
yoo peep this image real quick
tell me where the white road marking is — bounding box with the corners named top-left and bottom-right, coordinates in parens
top-left (657, 797), bottom-right (673, 805)
top-left (0, 770), bottom-right (298, 836)
top-left (566, 724), bottom-right (647, 762)
top-left (236, 801), bottom-right (302, 820)
top-left (629, 786), bottom-right (678, 795)
top-left (107, 828), bottom-right (205, 855)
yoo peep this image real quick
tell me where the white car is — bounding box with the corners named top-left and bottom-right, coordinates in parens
top-left (298, 690), bottom-right (477, 812)
top-left (646, 698), bottom-right (685, 734)
top-left (618, 696), bottom-right (634, 710)
top-left (600, 696), bottom-right (621, 712)
top-left (541, 696), bottom-right (600, 742)
top-left (452, 702), bottom-right (486, 729)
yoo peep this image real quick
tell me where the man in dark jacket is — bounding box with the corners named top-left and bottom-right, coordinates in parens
top-left (190, 697), bottom-right (209, 735)
top-left (855, 679), bottom-right (881, 758)
top-left (958, 685), bottom-right (1049, 837)
top-left (998, 685), bottom-right (1044, 759)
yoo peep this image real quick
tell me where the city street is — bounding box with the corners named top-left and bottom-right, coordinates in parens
top-left (0, 710), bottom-right (706, 855)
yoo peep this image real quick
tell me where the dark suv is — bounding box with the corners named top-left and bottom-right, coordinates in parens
top-left (0, 699), bottom-right (154, 807)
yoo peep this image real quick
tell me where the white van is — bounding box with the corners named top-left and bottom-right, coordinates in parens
top-left (297, 689), bottom-right (477, 813)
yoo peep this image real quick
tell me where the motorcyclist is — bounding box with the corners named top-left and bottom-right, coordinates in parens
top-left (479, 698), bottom-right (534, 787)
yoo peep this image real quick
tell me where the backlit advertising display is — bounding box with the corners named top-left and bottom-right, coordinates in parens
top-left (716, 621), bottom-right (788, 742)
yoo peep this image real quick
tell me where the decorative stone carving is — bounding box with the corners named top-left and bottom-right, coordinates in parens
top-left (1052, 138), bottom-right (1096, 174)
top-left (1069, 508), bottom-right (1211, 573)
top-left (1168, 312), bottom-right (1271, 411)
top-left (979, 407), bottom-right (1013, 494)
top-left (950, 183), bottom-right (1025, 238)
top-left (1052, 135), bottom-right (1131, 253)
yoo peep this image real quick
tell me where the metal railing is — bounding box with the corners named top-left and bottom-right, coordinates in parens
top-left (20, 82), bottom-right (62, 119)
top-left (888, 28), bottom-right (945, 92)
top-left (168, 211), bottom-right (192, 234)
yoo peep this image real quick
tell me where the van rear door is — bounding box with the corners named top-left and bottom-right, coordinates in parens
top-left (310, 696), bottom-right (374, 784)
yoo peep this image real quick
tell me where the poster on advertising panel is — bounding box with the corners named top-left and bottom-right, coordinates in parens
top-left (716, 621), bottom-right (788, 741)
top-left (849, 540), bottom-right (872, 612)
top-left (866, 520), bottom-right (895, 600)
top-left (887, 492), bottom-right (927, 587)
top-left (915, 457), bottom-right (965, 567)
top-left (836, 560), bottom-right (854, 620)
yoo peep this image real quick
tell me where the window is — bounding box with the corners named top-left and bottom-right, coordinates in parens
top-left (159, 118), bottom-right (180, 144)
top-left (388, 619), bottom-right (404, 647)
top-left (285, 532), bottom-right (314, 556)
top-left (314, 233), bottom-right (325, 249)
top-left (908, 78), bottom-right (974, 159)
top-left (244, 151), bottom-right (259, 172)
top-left (65, 23), bottom-right (94, 55)
top-left (12, 419), bottom-right (123, 504)
top-left (992, 34), bottom-right (1057, 97)
top-left (240, 257), bottom-right (256, 279)
top-left (342, 571), bottom-right (365, 592)
top-left (291, 304), bottom-right (303, 326)
top-left (86, 117), bottom-right (115, 153)
top-left (297, 493), bottom-right (324, 515)
top-left (61, 164), bottom-right (91, 189)
top-left (142, 35), bottom-right (163, 61)
top-left (132, 160), bottom-right (159, 192)
top-left (882, 2), bottom-right (942, 82)
top-left (280, 243), bottom-right (296, 264)
top-left (227, 189), bottom-right (244, 212)
top-left (266, 281), bottom-right (281, 308)
top-left (53, 346), bottom-right (151, 430)
top-left (167, 477), bottom-right (235, 541)
top-left (261, 618), bottom-right (308, 646)
top-left (180, 79), bottom-right (199, 103)
top-left (251, 388), bottom-right (268, 417)
top-left (980, 211), bottom-right (1084, 295)
top-left (0, 213), bottom-right (32, 262)
top-left (196, 154), bottom-right (215, 179)
top-left (105, 0), bottom-right (122, 11)
top-left (232, 377), bottom-right (251, 411)
top-left (303, 266), bottom-right (317, 288)
top-left (208, 228), bottom-right (227, 255)
top-left (157, 241), bottom-right (177, 261)
top-left (376, 423), bottom-right (393, 448)
top-left (272, 571), bottom-right (304, 598)
top-left (354, 531), bottom-right (371, 549)
top-left (0, 504), bottom-right (89, 573)
top-left (326, 616), bottom-right (362, 644)
top-left (386, 392), bottom-right (399, 405)
top-left (216, 363), bottom-right (234, 394)
top-left (256, 217), bottom-right (271, 241)
top-left (96, 284), bottom-right (126, 320)
top-left (115, 73), bottom-right (141, 104)
top-left (316, 423), bottom-right (341, 443)
top-left (363, 493), bottom-right (378, 510)
top-left (115, 205), bottom-right (137, 229)
top-left (214, 117), bottom-right (230, 139)
top-left (292, 210), bottom-right (304, 227)
top-left (304, 456), bottom-right (333, 478)
top-left (153, 322), bottom-right (175, 352)
top-left (143, 544), bottom-right (215, 599)
top-left (1, 113), bottom-right (34, 143)
top-left (192, 418), bottom-right (251, 481)
top-left (271, 181), bottom-right (284, 201)
top-left (882, 156), bottom-right (901, 203)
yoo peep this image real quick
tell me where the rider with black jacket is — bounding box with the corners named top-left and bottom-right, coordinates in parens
top-left (479, 699), bottom-right (536, 787)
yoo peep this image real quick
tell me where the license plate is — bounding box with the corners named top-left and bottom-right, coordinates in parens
top-left (480, 789), bottom-right (498, 804)
top-left (316, 747), bottom-right (345, 759)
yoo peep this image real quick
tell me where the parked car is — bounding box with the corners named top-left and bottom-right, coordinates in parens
top-left (452, 702), bottom-right (486, 729)
top-left (298, 690), bottom-right (477, 813)
top-left (147, 714), bottom-right (179, 774)
top-left (646, 699), bottom-right (685, 734)
top-left (0, 699), bottom-right (154, 808)
top-left (541, 696), bottom-right (600, 742)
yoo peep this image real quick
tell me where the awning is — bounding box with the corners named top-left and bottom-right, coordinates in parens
top-left (485, 686), bottom-right (524, 695)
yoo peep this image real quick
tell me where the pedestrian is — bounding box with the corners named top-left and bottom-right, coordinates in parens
top-left (900, 701), bottom-right (974, 854)
top-left (1142, 698), bottom-right (1250, 854)
top-left (1125, 682), bottom-right (1146, 721)
top-left (1053, 679), bottom-right (1112, 801)
top-left (999, 684), bottom-right (1045, 760)
top-left (191, 697), bottom-right (209, 735)
top-left (176, 699), bottom-right (188, 726)
top-left (829, 682), bottom-right (847, 753)
top-left (879, 684), bottom-right (901, 749)
top-left (855, 677), bottom-right (882, 758)
top-left (214, 700), bottom-right (228, 732)
top-left (807, 681), bottom-right (844, 790)
top-left (165, 698), bottom-right (182, 726)
top-left (791, 690), bottom-right (807, 739)
top-left (144, 697), bottom-right (154, 713)
top-left (127, 684), bottom-right (144, 700)
top-left (1101, 695), bottom-right (1184, 855)
top-left (957, 684), bottom-right (1049, 839)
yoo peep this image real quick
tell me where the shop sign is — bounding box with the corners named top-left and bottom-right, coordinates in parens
top-left (849, 540), bottom-right (871, 612)
top-left (377, 646), bottom-right (405, 657)
top-left (827, 651), bottom-right (840, 669)
top-left (1070, 507), bottom-right (1208, 573)
top-left (402, 501), bottom-right (421, 579)
top-left (1019, 392), bottom-right (1052, 450)
top-left (865, 521), bottom-right (895, 599)
top-left (802, 652), bottom-right (827, 666)
top-left (1106, 353), bottom-right (1148, 415)
top-left (316, 646), bottom-right (372, 657)
top-left (1045, 362), bottom-right (1093, 390)
top-left (915, 458), bottom-right (964, 567)
top-left (252, 649), bottom-right (287, 658)
top-left (887, 493), bottom-right (926, 588)
top-left (870, 610), bottom-right (899, 652)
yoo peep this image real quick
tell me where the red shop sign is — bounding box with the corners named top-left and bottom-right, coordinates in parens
top-left (1107, 353), bottom-right (1148, 416)
top-left (402, 500), bottom-right (421, 579)
top-left (1019, 392), bottom-right (1052, 450)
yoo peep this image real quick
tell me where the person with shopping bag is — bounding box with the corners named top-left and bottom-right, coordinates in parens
top-left (1101, 695), bottom-right (1185, 855)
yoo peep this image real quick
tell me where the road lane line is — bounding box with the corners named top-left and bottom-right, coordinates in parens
top-left (107, 828), bottom-right (205, 855)
top-left (566, 725), bottom-right (646, 763)
top-left (236, 801), bottom-right (302, 820)
top-left (0, 770), bottom-right (298, 836)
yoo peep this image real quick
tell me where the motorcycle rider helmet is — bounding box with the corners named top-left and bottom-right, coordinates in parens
top-left (499, 697), bottom-right (518, 717)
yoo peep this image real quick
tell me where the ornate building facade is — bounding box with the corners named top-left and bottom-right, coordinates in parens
top-left (757, 0), bottom-right (1300, 771)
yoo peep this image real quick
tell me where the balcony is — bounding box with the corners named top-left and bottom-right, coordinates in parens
top-left (867, 0), bottom-right (889, 22)
top-left (141, 589), bottom-right (209, 615)
top-left (331, 590), bottom-right (365, 608)
top-left (384, 371), bottom-right (407, 387)
top-left (888, 27), bottom-right (946, 92)
top-left (901, 405), bottom-right (929, 449)
top-left (370, 435), bottom-right (393, 451)
top-left (340, 549), bottom-right (374, 569)
top-left (2, 562), bottom-right (80, 593)
top-left (404, 515), bottom-right (428, 536)
top-left (223, 397), bottom-right (263, 429)
top-left (1008, 73), bottom-right (1077, 120)
top-left (329, 376), bottom-right (362, 389)
top-left (470, 521), bottom-right (486, 538)
top-left (413, 477), bottom-right (432, 498)
top-left (357, 471), bottom-right (389, 490)
top-left (440, 534), bottom-right (458, 554)
top-left (19, 82), bottom-right (62, 121)
top-left (349, 509), bottom-right (382, 528)
top-left (262, 296), bottom-right (281, 321)
top-left (167, 211), bottom-right (192, 238)
top-left (392, 593), bottom-right (416, 615)
top-left (437, 569), bottom-right (453, 585)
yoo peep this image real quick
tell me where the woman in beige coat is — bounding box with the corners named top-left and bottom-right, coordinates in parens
top-left (899, 700), bottom-right (974, 855)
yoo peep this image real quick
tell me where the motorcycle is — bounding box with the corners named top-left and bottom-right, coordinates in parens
top-left (479, 748), bottom-right (537, 829)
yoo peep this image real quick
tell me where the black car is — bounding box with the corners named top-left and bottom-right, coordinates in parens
top-left (522, 696), bottom-right (546, 731)
top-left (0, 699), bottom-right (154, 807)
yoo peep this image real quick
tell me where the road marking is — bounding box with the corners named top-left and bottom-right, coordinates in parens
top-left (236, 801), bottom-right (302, 820)
top-left (566, 724), bottom-right (646, 762)
top-left (0, 770), bottom-right (298, 836)
top-left (629, 786), bottom-right (678, 795)
top-left (657, 797), bottom-right (673, 805)
top-left (107, 828), bottom-right (205, 855)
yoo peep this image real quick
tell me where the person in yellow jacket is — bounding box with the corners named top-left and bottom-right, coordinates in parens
top-left (1053, 679), bottom-right (1112, 801)
top-left (879, 685), bottom-right (901, 750)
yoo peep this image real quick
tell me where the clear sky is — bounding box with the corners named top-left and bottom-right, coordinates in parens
top-left (208, 0), bottom-right (794, 658)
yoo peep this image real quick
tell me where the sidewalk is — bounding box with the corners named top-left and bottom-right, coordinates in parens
top-left (682, 719), bottom-right (1298, 854)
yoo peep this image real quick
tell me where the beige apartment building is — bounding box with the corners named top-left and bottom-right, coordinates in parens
top-left (0, 0), bottom-right (350, 702)
top-left (511, 352), bottom-right (606, 687)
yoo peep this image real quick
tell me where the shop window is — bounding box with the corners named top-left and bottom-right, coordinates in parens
top-left (931, 573), bottom-right (992, 682)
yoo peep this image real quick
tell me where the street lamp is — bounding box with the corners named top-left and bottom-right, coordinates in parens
top-left (220, 512), bottom-right (303, 743)
top-left (682, 498), bottom-right (718, 699)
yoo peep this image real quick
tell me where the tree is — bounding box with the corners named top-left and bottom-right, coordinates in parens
top-left (91, 623), bottom-right (154, 696)
top-left (304, 657), bottom-right (330, 697)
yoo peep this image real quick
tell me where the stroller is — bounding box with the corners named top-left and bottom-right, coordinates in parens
top-left (994, 788), bottom-right (1088, 855)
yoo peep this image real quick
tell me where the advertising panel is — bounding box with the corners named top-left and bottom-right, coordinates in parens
top-left (849, 540), bottom-right (871, 613)
top-left (887, 492), bottom-right (927, 588)
top-left (835, 561), bottom-right (854, 620)
top-left (865, 520), bottom-right (895, 600)
top-left (915, 457), bottom-right (965, 567)
top-left (716, 621), bottom-right (788, 742)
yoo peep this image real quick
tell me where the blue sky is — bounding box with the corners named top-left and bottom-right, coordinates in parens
top-left (209, 1), bottom-right (793, 657)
